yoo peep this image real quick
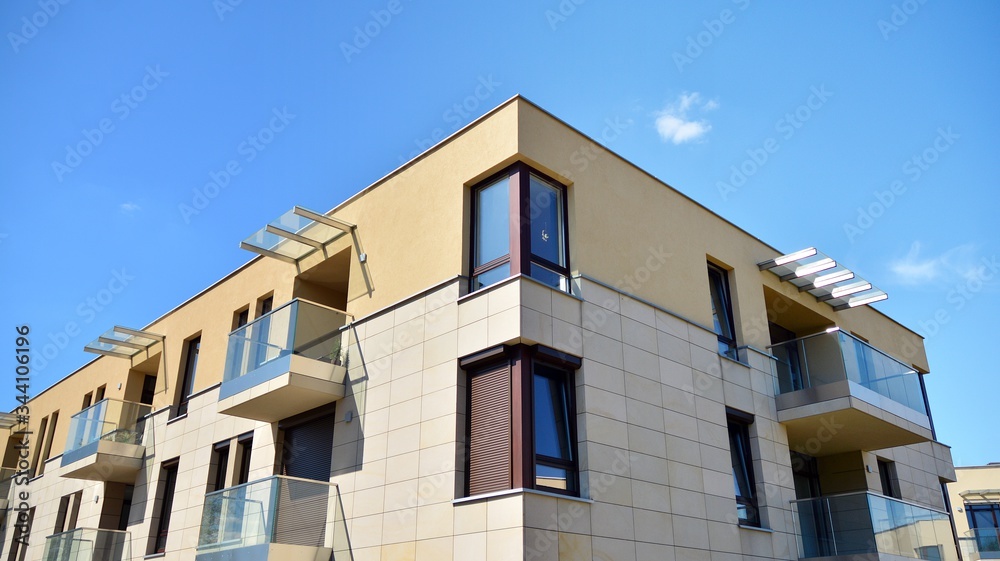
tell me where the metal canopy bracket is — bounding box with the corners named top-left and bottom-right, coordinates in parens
top-left (758, 247), bottom-right (887, 311)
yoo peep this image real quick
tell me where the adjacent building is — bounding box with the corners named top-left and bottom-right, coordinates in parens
top-left (950, 464), bottom-right (1000, 560)
top-left (0, 96), bottom-right (960, 560)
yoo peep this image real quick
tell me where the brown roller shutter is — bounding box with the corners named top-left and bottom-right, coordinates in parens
top-left (468, 363), bottom-right (512, 495)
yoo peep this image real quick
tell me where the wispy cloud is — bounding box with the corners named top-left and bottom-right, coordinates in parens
top-left (119, 202), bottom-right (141, 214)
top-left (655, 92), bottom-right (717, 144)
top-left (888, 241), bottom-right (981, 285)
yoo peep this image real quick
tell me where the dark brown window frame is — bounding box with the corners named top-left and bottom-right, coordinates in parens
top-left (151, 459), bottom-right (179, 554)
top-left (470, 163), bottom-right (571, 292)
top-left (708, 263), bottom-right (738, 360)
top-left (174, 336), bottom-right (201, 418)
top-left (726, 407), bottom-right (760, 527)
top-left (461, 344), bottom-right (581, 497)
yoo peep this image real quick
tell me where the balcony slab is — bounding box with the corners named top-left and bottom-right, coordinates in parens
top-left (61, 439), bottom-right (145, 483)
top-left (218, 354), bottom-right (346, 423)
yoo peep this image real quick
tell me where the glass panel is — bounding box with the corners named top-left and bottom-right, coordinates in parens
top-left (475, 178), bottom-right (510, 267)
top-left (224, 300), bottom-right (351, 383)
top-left (728, 421), bottom-right (758, 525)
top-left (528, 175), bottom-right (564, 266)
top-left (63, 399), bottom-right (151, 454)
top-left (792, 492), bottom-right (959, 560)
top-left (530, 262), bottom-right (569, 292)
top-left (472, 262), bottom-right (510, 291)
top-left (198, 476), bottom-right (351, 554)
top-left (769, 330), bottom-right (929, 416)
top-left (42, 528), bottom-right (130, 561)
top-left (533, 368), bottom-right (572, 462)
top-left (535, 464), bottom-right (570, 490)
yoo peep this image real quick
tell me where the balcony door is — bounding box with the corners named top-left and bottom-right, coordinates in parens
top-left (770, 323), bottom-right (805, 392)
top-left (279, 406), bottom-right (334, 482)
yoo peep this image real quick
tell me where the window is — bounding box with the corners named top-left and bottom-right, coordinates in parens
top-left (877, 459), bottom-right (900, 499)
top-left (236, 434), bottom-right (253, 485)
top-left (140, 375), bottom-right (157, 405)
top-left (36, 411), bottom-right (58, 476)
top-left (967, 502), bottom-right (1000, 552)
top-left (53, 491), bottom-right (81, 534)
top-left (209, 442), bottom-right (231, 492)
top-left (471, 164), bottom-right (570, 292)
top-left (30, 416), bottom-right (48, 477)
top-left (8, 506), bottom-right (33, 561)
top-left (175, 337), bottom-right (200, 417)
top-left (279, 407), bottom-right (334, 482)
top-left (462, 344), bottom-right (580, 497)
top-left (95, 385), bottom-right (106, 402)
top-left (727, 408), bottom-right (760, 527)
top-left (151, 461), bottom-right (179, 554)
top-left (708, 264), bottom-right (738, 360)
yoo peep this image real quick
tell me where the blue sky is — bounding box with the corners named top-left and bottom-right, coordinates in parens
top-left (1, 2), bottom-right (997, 465)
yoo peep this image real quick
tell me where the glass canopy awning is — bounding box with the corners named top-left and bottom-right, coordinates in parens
top-left (240, 206), bottom-right (354, 264)
top-left (758, 247), bottom-right (887, 311)
top-left (84, 326), bottom-right (164, 359)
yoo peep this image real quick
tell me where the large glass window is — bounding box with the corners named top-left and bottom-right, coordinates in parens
top-left (533, 364), bottom-right (576, 493)
top-left (463, 345), bottom-right (579, 497)
top-left (175, 337), bottom-right (200, 417)
top-left (708, 264), bottom-right (737, 360)
top-left (471, 164), bottom-right (569, 292)
top-left (151, 461), bottom-right (179, 554)
top-left (728, 409), bottom-right (760, 527)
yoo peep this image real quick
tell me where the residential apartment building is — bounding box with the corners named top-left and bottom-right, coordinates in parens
top-left (950, 464), bottom-right (1000, 560)
top-left (0, 96), bottom-right (960, 561)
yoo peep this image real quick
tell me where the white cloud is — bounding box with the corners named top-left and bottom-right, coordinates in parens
top-left (119, 202), bottom-right (141, 214)
top-left (655, 92), bottom-right (717, 145)
top-left (888, 241), bottom-right (981, 285)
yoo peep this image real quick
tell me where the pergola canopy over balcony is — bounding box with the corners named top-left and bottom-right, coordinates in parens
top-left (769, 328), bottom-right (932, 455)
top-left (83, 326), bottom-right (163, 359)
top-left (217, 299), bottom-right (352, 422)
top-left (758, 247), bottom-right (887, 311)
top-left (240, 206), bottom-right (354, 265)
top-left (61, 398), bottom-right (151, 482)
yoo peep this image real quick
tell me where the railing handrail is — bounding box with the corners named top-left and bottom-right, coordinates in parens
top-left (789, 490), bottom-right (951, 515)
top-left (44, 527), bottom-right (130, 540)
top-left (203, 474), bottom-right (338, 499)
top-left (226, 298), bottom-right (353, 338)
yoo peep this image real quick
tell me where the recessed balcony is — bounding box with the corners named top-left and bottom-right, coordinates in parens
top-left (42, 528), bottom-right (131, 561)
top-left (791, 492), bottom-right (958, 560)
top-left (60, 399), bottom-right (151, 483)
top-left (195, 475), bottom-right (350, 561)
top-left (769, 329), bottom-right (933, 455)
top-left (217, 299), bottom-right (351, 423)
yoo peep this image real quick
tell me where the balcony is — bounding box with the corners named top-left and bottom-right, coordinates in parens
top-left (217, 299), bottom-right (351, 423)
top-left (960, 528), bottom-right (1000, 560)
top-left (195, 475), bottom-right (351, 561)
top-left (791, 492), bottom-right (958, 560)
top-left (0, 467), bottom-right (15, 510)
top-left (60, 399), bottom-right (151, 483)
top-left (769, 329), bottom-right (933, 455)
top-left (42, 528), bottom-right (130, 561)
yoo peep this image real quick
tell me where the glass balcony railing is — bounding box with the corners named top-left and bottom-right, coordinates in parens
top-left (42, 528), bottom-right (130, 561)
top-left (62, 399), bottom-right (151, 464)
top-left (769, 328), bottom-right (928, 416)
top-left (196, 476), bottom-right (350, 558)
top-left (223, 299), bottom-right (351, 385)
top-left (791, 492), bottom-right (958, 560)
